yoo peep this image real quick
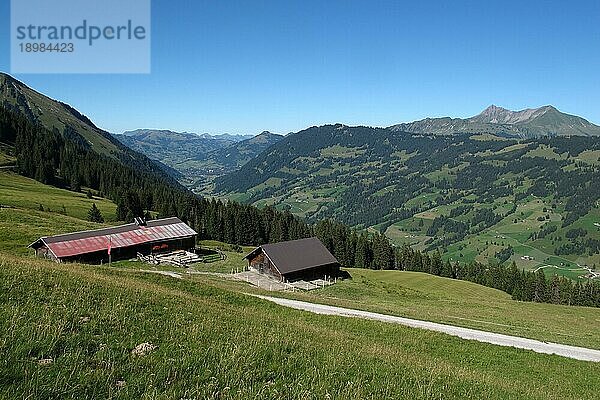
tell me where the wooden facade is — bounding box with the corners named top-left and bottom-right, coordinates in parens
top-left (247, 251), bottom-right (283, 280)
top-left (29, 217), bottom-right (197, 264)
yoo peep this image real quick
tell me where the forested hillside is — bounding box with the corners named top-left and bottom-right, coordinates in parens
top-left (0, 106), bottom-right (309, 242)
top-left (0, 73), bottom-right (178, 178)
top-left (215, 124), bottom-right (600, 278)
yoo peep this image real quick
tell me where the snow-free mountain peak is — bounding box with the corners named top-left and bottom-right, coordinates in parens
top-left (390, 104), bottom-right (600, 138)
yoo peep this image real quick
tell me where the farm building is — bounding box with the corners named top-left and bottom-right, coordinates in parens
top-left (28, 217), bottom-right (197, 263)
top-left (244, 237), bottom-right (340, 282)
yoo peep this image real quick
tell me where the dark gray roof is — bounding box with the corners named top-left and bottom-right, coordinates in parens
top-left (245, 237), bottom-right (339, 275)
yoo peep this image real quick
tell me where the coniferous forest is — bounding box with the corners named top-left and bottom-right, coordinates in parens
top-left (1, 106), bottom-right (599, 308)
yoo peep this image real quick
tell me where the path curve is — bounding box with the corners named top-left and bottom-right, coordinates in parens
top-left (254, 295), bottom-right (600, 362)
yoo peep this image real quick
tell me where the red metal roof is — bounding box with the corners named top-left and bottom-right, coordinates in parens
top-left (30, 217), bottom-right (196, 259)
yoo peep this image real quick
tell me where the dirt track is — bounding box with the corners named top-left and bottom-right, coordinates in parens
top-left (255, 295), bottom-right (600, 362)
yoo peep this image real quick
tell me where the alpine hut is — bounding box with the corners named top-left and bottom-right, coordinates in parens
top-left (28, 217), bottom-right (197, 263)
top-left (244, 237), bottom-right (340, 282)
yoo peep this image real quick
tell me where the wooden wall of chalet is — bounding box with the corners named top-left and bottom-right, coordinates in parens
top-left (282, 263), bottom-right (341, 282)
top-left (49, 236), bottom-right (196, 264)
top-left (248, 251), bottom-right (282, 280)
top-left (34, 246), bottom-right (58, 262)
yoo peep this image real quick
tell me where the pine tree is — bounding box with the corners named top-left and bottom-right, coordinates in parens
top-left (70, 174), bottom-right (81, 192)
top-left (534, 270), bottom-right (548, 303)
top-left (549, 275), bottom-right (561, 304)
top-left (87, 203), bottom-right (104, 223)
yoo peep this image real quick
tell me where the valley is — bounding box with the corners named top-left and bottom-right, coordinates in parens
top-left (114, 129), bottom-right (282, 190)
top-left (2, 169), bottom-right (600, 399)
top-left (3, 74), bottom-right (599, 284)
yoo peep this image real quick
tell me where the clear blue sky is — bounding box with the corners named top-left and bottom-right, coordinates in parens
top-left (1, 0), bottom-right (599, 134)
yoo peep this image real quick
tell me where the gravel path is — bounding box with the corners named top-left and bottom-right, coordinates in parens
top-left (139, 270), bottom-right (183, 279)
top-left (254, 295), bottom-right (600, 362)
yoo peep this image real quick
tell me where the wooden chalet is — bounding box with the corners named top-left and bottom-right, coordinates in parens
top-left (244, 237), bottom-right (340, 282)
top-left (28, 217), bottom-right (197, 263)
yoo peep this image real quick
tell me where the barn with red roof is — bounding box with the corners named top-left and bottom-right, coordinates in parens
top-left (28, 217), bottom-right (197, 263)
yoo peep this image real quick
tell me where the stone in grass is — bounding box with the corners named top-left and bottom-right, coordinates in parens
top-left (131, 342), bottom-right (157, 356)
top-left (38, 358), bottom-right (54, 366)
top-left (116, 380), bottom-right (127, 388)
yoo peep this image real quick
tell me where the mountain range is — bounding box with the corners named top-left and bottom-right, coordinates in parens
top-left (120, 129), bottom-right (253, 142)
top-left (390, 105), bottom-right (600, 138)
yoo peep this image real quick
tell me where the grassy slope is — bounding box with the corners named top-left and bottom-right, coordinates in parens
top-left (0, 145), bottom-right (15, 166)
top-left (0, 171), bottom-right (117, 255)
top-left (2, 255), bottom-right (600, 399)
top-left (278, 268), bottom-right (600, 349)
top-left (0, 171), bottom-right (117, 222)
top-left (3, 173), bottom-right (600, 398)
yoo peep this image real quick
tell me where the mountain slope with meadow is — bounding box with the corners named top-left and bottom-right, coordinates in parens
top-left (0, 72), bottom-right (177, 180)
top-left (215, 120), bottom-right (600, 279)
top-left (2, 169), bottom-right (600, 399)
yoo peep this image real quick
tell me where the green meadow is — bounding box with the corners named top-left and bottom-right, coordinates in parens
top-left (277, 268), bottom-right (600, 350)
top-left (4, 255), bottom-right (600, 399)
top-left (0, 171), bottom-right (117, 222)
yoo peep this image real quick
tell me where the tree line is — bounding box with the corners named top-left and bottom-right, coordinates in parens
top-left (315, 219), bottom-right (600, 308)
top-left (395, 244), bottom-right (600, 308)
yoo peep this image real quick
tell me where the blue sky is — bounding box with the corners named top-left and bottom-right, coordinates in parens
top-left (1, 0), bottom-right (599, 134)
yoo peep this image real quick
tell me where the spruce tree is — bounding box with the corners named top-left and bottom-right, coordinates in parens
top-left (87, 203), bottom-right (104, 223)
